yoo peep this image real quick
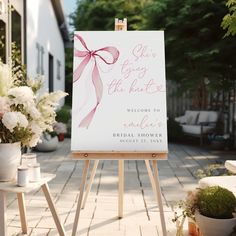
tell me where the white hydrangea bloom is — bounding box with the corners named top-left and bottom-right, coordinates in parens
top-left (0, 71), bottom-right (67, 146)
top-left (2, 111), bottom-right (28, 132)
top-left (29, 121), bottom-right (42, 136)
top-left (8, 86), bottom-right (35, 106)
top-left (39, 91), bottom-right (67, 107)
top-left (2, 112), bottom-right (18, 132)
top-left (48, 91), bottom-right (67, 103)
top-left (28, 106), bottom-right (41, 119)
top-left (17, 112), bottom-right (28, 128)
top-left (0, 64), bottom-right (11, 96)
top-left (36, 91), bottom-right (67, 131)
top-left (0, 97), bottom-right (10, 118)
top-left (28, 134), bottom-right (41, 147)
top-left (27, 75), bottom-right (44, 93)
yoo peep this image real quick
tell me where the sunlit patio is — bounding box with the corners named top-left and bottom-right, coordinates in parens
top-left (4, 139), bottom-right (235, 236)
top-left (0, 0), bottom-right (236, 235)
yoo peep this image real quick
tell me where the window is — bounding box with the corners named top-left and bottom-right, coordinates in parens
top-left (57, 59), bottom-right (61, 80)
top-left (0, 20), bottom-right (6, 63)
top-left (40, 46), bottom-right (44, 75)
top-left (11, 7), bottom-right (22, 61)
top-left (0, 1), bottom-right (5, 15)
top-left (48, 53), bottom-right (54, 92)
top-left (0, 1), bottom-right (24, 65)
top-left (36, 42), bottom-right (40, 74)
top-left (0, 2), bottom-right (3, 14)
top-left (36, 43), bottom-right (44, 75)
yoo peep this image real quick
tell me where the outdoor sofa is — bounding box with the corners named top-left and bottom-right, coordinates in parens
top-left (175, 110), bottom-right (220, 145)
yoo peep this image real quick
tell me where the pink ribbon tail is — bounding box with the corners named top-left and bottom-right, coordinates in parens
top-left (79, 61), bottom-right (103, 128)
top-left (79, 105), bottom-right (98, 128)
top-left (74, 34), bottom-right (119, 128)
top-left (73, 54), bottom-right (91, 83)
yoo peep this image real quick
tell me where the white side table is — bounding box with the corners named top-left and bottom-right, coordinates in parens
top-left (0, 173), bottom-right (66, 236)
top-left (199, 160), bottom-right (236, 196)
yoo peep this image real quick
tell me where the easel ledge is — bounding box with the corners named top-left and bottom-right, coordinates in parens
top-left (71, 151), bottom-right (168, 160)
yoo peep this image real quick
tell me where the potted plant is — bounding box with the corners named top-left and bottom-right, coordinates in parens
top-left (0, 59), bottom-right (67, 181)
top-left (35, 132), bottom-right (59, 152)
top-left (195, 186), bottom-right (236, 236)
top-left (53, 122), bottom-right (67, 141)
top-left (55, 105), bottom-right (71, 138)
top-left (208, 133), bottom-right (230, 150)
top-left (173, 186), bottom-right (236, 236)
top-left (173, 190), bottom-right (200, 236)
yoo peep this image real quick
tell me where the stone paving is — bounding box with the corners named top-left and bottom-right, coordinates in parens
top-left (6, 139), bottom-right (236, 236)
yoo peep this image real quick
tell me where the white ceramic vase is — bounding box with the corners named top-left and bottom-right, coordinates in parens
top-left (0, 142), bottom-right (21, 181)
top-left (35, 133), bottom-right (58, 152)
top-left (195, 211), bottom-right (236, 236)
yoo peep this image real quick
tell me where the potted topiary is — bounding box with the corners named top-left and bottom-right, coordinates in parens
top-left (195, 186), bottom-right (236, 236)
top-left (172, 190), bottom-right (200, 236)
top-left (173, 186), bottom-right (236, 236)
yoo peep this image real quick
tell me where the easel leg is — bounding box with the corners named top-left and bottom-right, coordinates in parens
top-left (82, 160), bottom-right (99, 209)
top-left (145, 160), bottom-right (157, 198)
top-left (152, 160), bottom-right (167, 236)
top-left (17, 193), bottom-right (28, 234)
top-left (118, 160), bottom-right (124, 218)
top-left (0, 191), bottom-right (7, 236)
top-left (41, 183), bottom-right (66, 236)
top-left (72, 160), bottom-right (90, 236)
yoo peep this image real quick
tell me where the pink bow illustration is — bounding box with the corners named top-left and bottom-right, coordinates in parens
top-left (73, 34), bottom-right (120, 128)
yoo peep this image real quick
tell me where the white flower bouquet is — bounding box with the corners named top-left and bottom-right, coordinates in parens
top-left (0, 62), bottom-right (67, 147)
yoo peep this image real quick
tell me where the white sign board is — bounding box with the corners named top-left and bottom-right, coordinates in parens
top-left (71, 31), bottom-right (168, 153)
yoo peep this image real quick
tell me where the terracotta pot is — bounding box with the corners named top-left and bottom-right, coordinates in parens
top-left (0, 142), bottom-right (21, 181)
top-left (58, 133), bottom-right (65, 142)
top-left (195, 211), bottom-right (236, 236)
top-left (188, 218), bottom-right (201, 236)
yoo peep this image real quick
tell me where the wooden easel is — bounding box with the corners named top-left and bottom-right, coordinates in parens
top-left (71, 18), bottom-right (167, 236)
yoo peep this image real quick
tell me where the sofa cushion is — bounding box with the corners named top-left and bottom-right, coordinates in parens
top-left (197, 111), bottom-right (219, 124)
top-left (197, 111), bottom-right (209, 124)
top-left (181, 124), bottom-right (215, 135)
top-left (208, 111), bottom-right (219, 123)
top-left (185, 111), bottom-right (199, 125)
top-left (175, 115), bottom-right (187, 124)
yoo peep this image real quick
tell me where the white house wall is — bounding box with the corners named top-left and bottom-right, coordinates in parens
top-left (26, 0), bottom-right (65, 105)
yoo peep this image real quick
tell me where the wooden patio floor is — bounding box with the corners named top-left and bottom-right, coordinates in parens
top-left (6, 139), bottom-right (236, 236)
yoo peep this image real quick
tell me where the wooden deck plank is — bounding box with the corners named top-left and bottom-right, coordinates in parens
top-left (6, 139), bottom-right (235, 235)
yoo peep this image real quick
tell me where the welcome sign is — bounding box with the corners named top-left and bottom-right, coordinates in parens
top-left (71, 31), bottom-right (168, 152)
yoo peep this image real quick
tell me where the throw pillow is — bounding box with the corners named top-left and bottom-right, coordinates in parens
top-left (186, 111), bottom-right (199, 125)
